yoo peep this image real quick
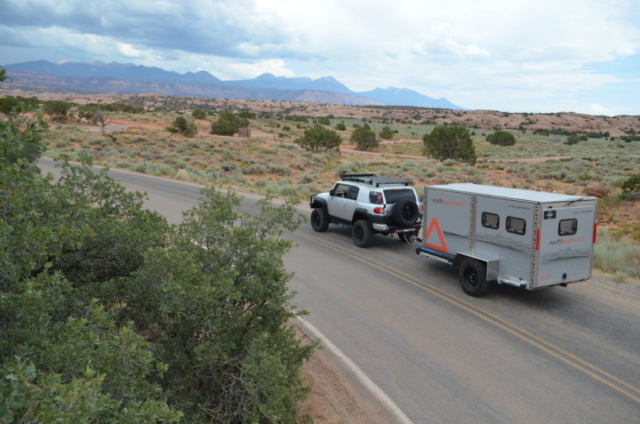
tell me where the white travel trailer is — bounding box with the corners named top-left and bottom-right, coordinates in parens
top-left (415, 184), bottom-right (598, 296)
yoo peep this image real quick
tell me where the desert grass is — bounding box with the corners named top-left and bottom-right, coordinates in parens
top-left (40, 109), bottom-right (640, 284)
top-left (594, 227), bottom-right (640, 284)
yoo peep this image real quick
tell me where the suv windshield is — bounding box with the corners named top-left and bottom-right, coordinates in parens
top-left (383, 188), bottom-right (416, 204)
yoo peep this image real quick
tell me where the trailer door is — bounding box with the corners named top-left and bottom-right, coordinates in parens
top-left (537, 205), bottom-right (595, 287)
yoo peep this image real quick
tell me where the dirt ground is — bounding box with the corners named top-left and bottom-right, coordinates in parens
top-left (294, 324), bottom-right (398, 424)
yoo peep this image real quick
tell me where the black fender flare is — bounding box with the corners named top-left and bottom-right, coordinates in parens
top-left (310, 197), bottom-right (328, 209)
top-left (352, 208), bottom-right (370, 224)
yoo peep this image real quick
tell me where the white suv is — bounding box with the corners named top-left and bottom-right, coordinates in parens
top-left (309, 174), bottom-right (422, 247)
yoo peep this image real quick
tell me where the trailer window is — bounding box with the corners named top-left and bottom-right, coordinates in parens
top-left (506, 217), bottom-right (526, 235)
top-left (481, 212), bottom-right (499, 229)
top-left (558, 219), bottom-right (578, 236)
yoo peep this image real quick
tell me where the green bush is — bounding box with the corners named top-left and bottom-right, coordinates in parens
top-left (0, 96), bottom-right (23, 115)
top-left (43, 100), bottom-right (73, 121)
top-left (621, 174), bottom-right (640, 200)
top-left (423, 125), bottom-right (477, 165)
top-left (210, 119), bottom-right (238, 136)
top-left (565, 134), bottom-right (580, 145)
top-left (351, 127), bottom-right (378, 151)
top-left (335, 122), bottom-right (346, 131)
top-left (295, 124), bottom-right (342, 152)
top-left (210, 112), bottom-right (250, 136)
top-left (379, 126), bottom-right (395, 140)
top-left (191, 108), bottom-right (207, 119)
top-left (0, 115), bottom-right (46, 166)
top-left (166, 116), bottom-right (198, 137)
top-left (486, 131), bottom-right (516, 146)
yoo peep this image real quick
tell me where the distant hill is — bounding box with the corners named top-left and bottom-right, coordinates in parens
top-left (3, 60), bottom-right (464, 109)
top-left (358, 87), bottom-right (461, 109)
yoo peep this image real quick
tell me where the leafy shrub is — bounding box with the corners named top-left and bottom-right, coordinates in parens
top-left (379, 126), bottom-right (395, 140)
top-left (565, 134), bottom-right (580, 145)
top-left (0, 96), bottom-right (23, 115)
top-left (210, 112), bottom-right (249, 136)
top-left (210, 119), bottom-right (237, 136)
top-left (166, 116), bottom-right (197, 137)
top-left (43, 100), bottom-right (73, 121)
top-left (351, 127), bottom-right (378, 151)
top-left (295, 125), bottom-right (342, 152)
top-left (621, 174), bottom-right (640, 200)
top-left (335, 122), bottom-right (346, 131)
top-left (486, 131), bottom-right (516, 146)
top-left (423, 125), bottom-right (477, 165)
top-left (238, 110), bottom-right (256, 119)
top-left (191, 108), bottom-right (207, 119)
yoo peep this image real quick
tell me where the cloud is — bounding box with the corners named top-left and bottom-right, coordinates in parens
top-left (587, 103), bottom-right (616, 116)
top-left (1, 0), bottom-right (639, 113)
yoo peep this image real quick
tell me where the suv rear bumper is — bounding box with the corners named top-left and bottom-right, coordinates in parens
top-left (372, 220), bottom-right (421, 233)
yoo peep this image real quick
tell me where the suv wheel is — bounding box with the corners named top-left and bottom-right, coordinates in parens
top-left (352, 220), bottom-right (374, 248)
top-left (310, 208), bottom-right (329, 232)
top-left (393, 199), bottom-right (420, 227)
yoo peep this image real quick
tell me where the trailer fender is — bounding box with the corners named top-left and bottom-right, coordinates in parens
top-left (452, 253), bottom-right (500, 281)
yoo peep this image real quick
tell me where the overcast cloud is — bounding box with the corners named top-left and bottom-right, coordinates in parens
top-left (1, 0), bottom-right (639, 115)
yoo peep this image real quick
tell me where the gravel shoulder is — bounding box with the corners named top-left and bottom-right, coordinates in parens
top-left (294, 324), bottom-right (399, 424)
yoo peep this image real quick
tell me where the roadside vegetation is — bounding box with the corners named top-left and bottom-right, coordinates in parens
top-left (0, 103), bottom-right (316, 422)
top-left (3, 93), bottom-right (640, 284)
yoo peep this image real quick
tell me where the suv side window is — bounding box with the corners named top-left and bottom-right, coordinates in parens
top-left (369, 191), bottom-right (383, 204)
top-left (346, 185), bottom-right (359, 200)
top-left (333, 184), bottom-right (350, 197)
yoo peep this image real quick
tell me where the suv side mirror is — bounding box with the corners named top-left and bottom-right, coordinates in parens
top-left (329, 188), bottom-right (336, 196)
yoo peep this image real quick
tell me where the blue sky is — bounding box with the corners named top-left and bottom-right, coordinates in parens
top-left (1, 0), bottom-right (639, 115)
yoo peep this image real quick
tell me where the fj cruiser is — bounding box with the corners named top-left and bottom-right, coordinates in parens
top-left (309, 174), bottom-right (422, 247)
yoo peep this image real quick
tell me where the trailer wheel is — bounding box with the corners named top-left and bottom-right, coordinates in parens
top-left (459, 259), bottom-right (489, 297)
top-left (352, 220), bottom-right (374, 248)
top-left (310, 208), bottom-right (329, 232)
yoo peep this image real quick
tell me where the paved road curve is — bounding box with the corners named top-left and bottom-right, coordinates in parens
top-left (39, 158), bottom-right (640, 424)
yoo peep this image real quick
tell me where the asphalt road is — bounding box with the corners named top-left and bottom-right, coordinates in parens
top-left (38, 158), bottom-right (640, 424)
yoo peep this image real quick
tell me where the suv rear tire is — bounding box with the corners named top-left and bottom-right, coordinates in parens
top-left (310, 208), bottom-right (329, 232)
top-left (352, 220), bottom-right (374, 248)
top-left (393, 199), bottom-right (420, 226)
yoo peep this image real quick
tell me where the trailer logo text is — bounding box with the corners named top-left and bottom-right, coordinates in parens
top-left (549, 237), bottom-right (584, 246)
top-left (432, 197), bottom-right (466, 208)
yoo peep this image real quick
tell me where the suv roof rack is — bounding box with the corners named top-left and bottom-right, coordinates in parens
top-left (340, 173), bottom-right (413, 187)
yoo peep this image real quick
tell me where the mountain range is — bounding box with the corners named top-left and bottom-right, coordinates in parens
top-left (3, 60), bottom-right (463, 109)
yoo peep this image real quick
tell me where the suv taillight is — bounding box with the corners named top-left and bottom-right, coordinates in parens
top-left (420, 204), bottom-right (424, 211)
top-left (373, 207), bottom-right (384, 214)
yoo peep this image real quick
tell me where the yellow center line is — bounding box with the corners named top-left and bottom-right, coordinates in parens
top-left (295, 230), bottom-right (640, 404)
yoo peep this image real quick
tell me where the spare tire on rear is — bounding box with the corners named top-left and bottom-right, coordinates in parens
top-left (393, 199), bottom-right (419, 226)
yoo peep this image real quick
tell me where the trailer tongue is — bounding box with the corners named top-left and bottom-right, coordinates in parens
top-left (416, 184), bottom-right (597, 296)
